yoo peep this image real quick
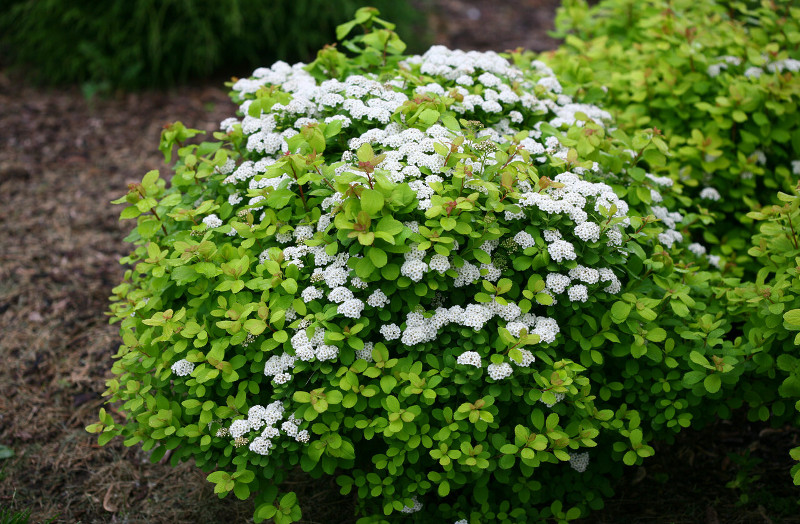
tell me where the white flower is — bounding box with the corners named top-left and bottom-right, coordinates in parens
top-left (328, 286), bottom-right (353, 303)
top-left (569, 451), bottom-right (590, 473)
top-left (543, 229), bottom-right (562, 242)
top-left (532, 317), bottom-right (559, 344)
top-left (541, 392), bottom-right (565, 408)
top-left (171, 359), bottom-right (194, 377)
top-left (568, 265), bottom-right (599, 284)
top-left (574, 222), bottom-right (601, 243)
top-left (301, 286), bottom-right (323, 303)
top-left (487, 362), bottom-right (513, 380)
top-left (547, 239), bottom-right (577, 263)
top-left (567, 285), bottom-right (589, 303)
top-left (400, 496), bottom-right (423, 514)
top-left (338, 298), bottom-right (365, 319)
top-left (546, 273), bottom-right (571, 294)
top-left (367, 289), bottom-right (390, 308)
top-left (429, 254), bottom-right (451, 273)
top-left (513, 231), bottom-right (536, 249)
top-left (380, 323), bottom-right (401, 340)
top-left (744, 66), bottom-right (763, 79)
top-left (699, 187), bottom-right (721, 201)
top-left (355, 342), bottom-right (374, 362)
top-left (688, 243), bottom-right (707, 256)
top-left (510, 348), bottom-right (535, 367)
top-left (456, 351), bottom-right (482, 367)
top-left (229, 419), bottom-right (251, 438)
top-left (202, 214), bottom-right (223, 228)
top-left (249, 437), bottom-right (273, 455)
top-left (401, 259), bottom-right (428, 282)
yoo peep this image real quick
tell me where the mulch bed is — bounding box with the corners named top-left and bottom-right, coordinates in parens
top-left (0, 2), bottom-right (798, 522)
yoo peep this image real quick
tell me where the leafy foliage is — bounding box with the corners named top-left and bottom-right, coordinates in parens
top-left (723, 187), bottom-right (800, 483)
top-left (0, 0), bottom-right (423, 90)
top-left (543, 0), bottom-right (800, 491)
top-left (546, 0), bottom-right (800, 267)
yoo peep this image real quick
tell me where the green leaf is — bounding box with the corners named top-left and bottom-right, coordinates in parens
top-left (670, 300), bottom-right (690, 317)
top-left (611, 302), bottom-right (631, 322)
top-left (234, 483), bottom-right (251, 500)
top-left (784, 309), bottom-right (800, 327)
top-left (244, 319), bottom-right (267, 336)
top-left (500, 444), bottom-right (519, 454)
top-left (368, 247), bottom-right (388, 268)
top-left (646, 328), bottom-right (666, 342)
top-left (704, 374), bottom-right (721, 394)
top-left (380, 375), bottom-right (397, 394)
top-left (418, 109), bottom-right (440, 126)
top-left (441, 114), bottom-right (460, 131)
top-left (374, 215), bottom-right (402, 236)
top-left (281, 278), bottom-right (298, 294)
top-left (361, 189), bottom-right (385, 215)
top-left (623, 450), bottom-right (637, 466)
top-left (120, 206), bottom-right (142, 219)
top-left (438, 480), bottom-right (450, 497)
top-left (441, 217), bottom-right (457, 230)
top-left (293, 391), bottom-right (311, 403)
top-left (689, 351), bottom-right (712, 368)
top-left (385, 395), bottom-right (400, 412)
top-left (356, 143), bottom-right (374, 163)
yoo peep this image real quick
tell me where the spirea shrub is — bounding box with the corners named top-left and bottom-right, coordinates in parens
top-left (90, 8), bottom-right (739, 523)
top-left (543, 0), bottom-right (800, 486)
top-left (545, 0), bottom-right (800, 267)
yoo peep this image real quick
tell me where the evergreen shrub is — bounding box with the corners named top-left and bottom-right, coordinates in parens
top-left (0, 0), bottom-right (422, 90)
top-left (88, 7), bottom-right (768, 523)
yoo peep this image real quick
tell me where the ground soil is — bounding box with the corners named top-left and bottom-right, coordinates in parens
top-left (0, 2), bottom-right (798, 523)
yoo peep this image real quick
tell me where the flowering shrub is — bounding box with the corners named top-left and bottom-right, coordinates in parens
top-left (546, 0), bottom-right (800, 267)
top-left (88, 8), bottom-right (749, 523)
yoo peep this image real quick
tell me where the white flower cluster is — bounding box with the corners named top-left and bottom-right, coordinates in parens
top-left (569, 451), bottom-right (590, 473)
top-left (399, 496), bottom-right (423, 514)
top-left (513, 231), bottom-right (536, 249)
top-left (699, 187), bottom-right (721, 201)
top-left (567, 284), bottom-right (589, 303)
top-left (653, 205), bottom-right (685, 249)
top-left (222, 401), bottom-right (308, 454)
top-left (767, 58), bottom-right (800, 73)
top-left (456, 351), bottom-right (482, 367)
top-left (263, 352), bottom-right (296, 385)
top-left (202, 214), bottom-right (223, 229)
top-left (170, 359), bottom-right (194, 377)
top-left (215, 43), bottom-right (671, 405)
top-left (688, 243), bottom-right (706, 256)
top-left (288, 327), bottom-right (338, 364)
top-left (487, 362), bottom-right (513, 380)
top-left (355, 341), bottom-right (375, 362)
